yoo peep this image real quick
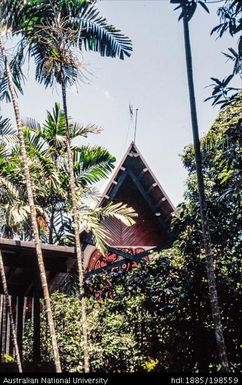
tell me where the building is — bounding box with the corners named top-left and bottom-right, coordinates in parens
top-left (83, 142), bottom-right (175, 275)
top-left (0, 142), bottom-right (175, 371)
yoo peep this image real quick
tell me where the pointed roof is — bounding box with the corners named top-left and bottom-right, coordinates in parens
top-left (96, 142), bottom-right (175, 246)
top-left (99, 142), bottom-right (175, 212)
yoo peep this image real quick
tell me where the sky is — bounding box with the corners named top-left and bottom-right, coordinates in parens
top-left (0, 0), bottom-right (239, 207)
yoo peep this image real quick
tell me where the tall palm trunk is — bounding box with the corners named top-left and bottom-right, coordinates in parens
top-left (181, 4), bottom-right (229, 372)
top-left (0, 38), bottom-right (62, 373)
top-left (61, 78), bottom-right (90, 373)
top-left (0, 250), bottom-right (22, 372)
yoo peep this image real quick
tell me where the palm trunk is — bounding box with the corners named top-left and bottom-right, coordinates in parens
top-left (61, 78), bottom-right (90, 373)
top-left (49, 206), bottom-right (55, 244)
top-left (181, 5), bottom-right (229, 372)
top-left (0, 251), bottom-right (22, 372)
top-left (0, 38), bottom-right (62, 373)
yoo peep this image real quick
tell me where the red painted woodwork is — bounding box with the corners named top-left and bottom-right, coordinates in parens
top-left (84, 142), bottom-right (175, 272)
top-left (87, 247), bottom-right (148, 273)
top-left (102, 175), bottom-right (166, 246)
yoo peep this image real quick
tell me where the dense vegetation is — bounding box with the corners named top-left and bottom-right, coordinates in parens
top-left (0, 0), bottom-right (241, 373)
top-left (22, 96), bottom-right (241, 372)
top-left (0, 103), bottom-right (137, 247)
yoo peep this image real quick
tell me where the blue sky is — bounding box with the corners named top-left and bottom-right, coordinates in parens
top-left (1, 0), bottom-right (239, 206)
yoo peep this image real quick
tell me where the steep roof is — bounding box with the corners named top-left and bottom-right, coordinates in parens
top-left (96, 142), bottom-right (175, 246)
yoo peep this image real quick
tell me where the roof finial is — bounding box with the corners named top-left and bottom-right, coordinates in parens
top-left (134, 108), bottom-right (139, 144)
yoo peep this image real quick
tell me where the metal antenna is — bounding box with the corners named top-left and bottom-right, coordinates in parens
top-left (134, 108), bottom-right (139, 144)
top-left (124, 104), bottom-right (134, 150)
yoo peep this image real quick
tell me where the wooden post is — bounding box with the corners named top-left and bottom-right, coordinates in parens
top-left (33, 264), bottom-right (42, 365)
top-left (33, 295), bottom-right (41, 364)
top-left (22, 297), bottom-right (27, 336)
top-left (5, 298), bottom-right (11, 355)
top-left (0, 295), bottom-right (3, 355)
top-left (16, 296), bottom-right (24, 358)
top-left (1, 296), bottom-right (7, 359)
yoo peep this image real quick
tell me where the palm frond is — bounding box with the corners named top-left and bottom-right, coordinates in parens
top-left (73, 146), bottom-right (115, 185)
top-left (0, 115), bottom-right (16, 142)
top-left (70, 123), bottom-right (102, 138)
top-left (22, 126), bottom-right (46, 153)
top-left (0, 143), bottom-right (8, 160)
top-left (0, 0), bottom-right (26, 30)
top-left (22, 117), bottom-right (41, 132)
top-left (7, 204), bottom-right (30, 226)
top-left (0, 176), bottom-right (19, 203)
top-left (43, 103), bottom-right (67, 152)
top-left (79, 206), bottom-right (111, 253)
top-left (96, 202), bottom-right (137, 227)
top-left (73, 3), bottom-right (132, 59)
top-left (21, 0), bottom-right (132, 88)
top-left (78, 202), bottom-right (137, 253)
top-left (0, 38), bottom-right (25, 100)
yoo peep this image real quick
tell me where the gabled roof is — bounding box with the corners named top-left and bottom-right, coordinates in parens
top-left (99, 142), bottom-right (175, 215)
top-left (95, 142), bottom-right (175, 246)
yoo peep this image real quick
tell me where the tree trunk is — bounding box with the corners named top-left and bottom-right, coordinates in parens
top-left (49, 206), bottom-right (55, 244)
top-left (61, 78), bottom-right (90, 373)
top-left (0, 251), bottom-right (22, 372)
top-left (181, 5), bottom-right (229, 372)
top-left (0, 38), bottom-right (62, 373)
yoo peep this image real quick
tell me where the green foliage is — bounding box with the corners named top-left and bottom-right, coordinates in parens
top-left (170, 0), bottom-right (241, 107)
top-left (3, 353), bottom-right (15, 363)
top-left (22, 239), bottom-right (241, 373)
top-left (7, 0), bottom-right (132, 89)
top-left (84, 251), bottom-right (197, 372)
top-left (1, 0), bottom-right (240, 373)
top-left (21, 98), bottom-right (241, 373)
top-left (23, 292), bottom-right (143, 372)
top-left (208, 0), bottom-right (241, 106)
top-left (142, 358), bottom-right (159, 372)
top-left (175, 94), bottom-right (241, 267)
top-left (22, 98), bottom-right (241, 372)
top-left (22, 251), bottom-right (193, 372)
top-left (172, 95), bottom-right (242, 371)
top-left (0, 103), bottom-right (137, 245)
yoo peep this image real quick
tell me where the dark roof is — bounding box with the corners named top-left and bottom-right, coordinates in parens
top-left (95, 142), bottom-right (175, 246)
top-left (0, 238), bottom-right (75, 297)
top-left (99, 142), bottom-right (175, 216)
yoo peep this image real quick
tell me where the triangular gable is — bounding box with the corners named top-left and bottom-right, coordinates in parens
top-left (84, 142), bottom-right (175, 272)
top-left (97, 142), bottom-right (175, 246)
top-left (99, 142), bottom-right (175, 208)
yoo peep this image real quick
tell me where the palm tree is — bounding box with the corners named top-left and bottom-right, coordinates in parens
top-left (0, 37), bottom-right (62, 372)
top-left (171, 0), bottom-right (229, 371)
top-left (0, 102), bottom-right (136, 371)
top-left (22, 103), bottom-right (135, 249)
top-left (23, 103), bottom-right (136, 371)
top-left (0, 157), bottom-right (30, 240)
top-left (17, 0), bottom-right (132, 371)
top-left (0, 113), bottom-right (62, 242)
top-left (0, 118), bottom-right (22, 371)
top-left (1, 105), bottom-right (135, 249)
